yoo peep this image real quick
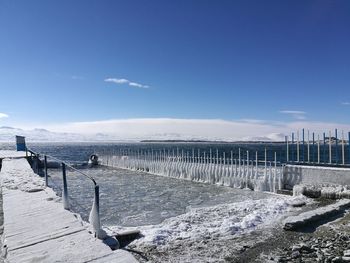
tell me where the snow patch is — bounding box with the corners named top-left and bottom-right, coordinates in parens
top-left (0, 158), bottom-right (45, 192)
top-left (109, 195), bottom-right (308, 248)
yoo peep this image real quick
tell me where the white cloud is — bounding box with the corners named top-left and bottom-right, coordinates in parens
top-left (105, 78), bottom-right (129, 84)
top-left (41, 118), bottom-right (350, 142)
top-left (104, 77), bottom-right (149, 89)
top-left (129, 82), bottom-right (149, 89)
top-left (280, 110), bottom-right (306, 120)
top-left (341, 102), bottom-right (350, 105)
top-left (0, 113), bottom-right (9, 119)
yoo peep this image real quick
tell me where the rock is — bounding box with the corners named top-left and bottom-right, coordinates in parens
top-left (292, 251), bottom-right (301, 258)
top-left (344, 250), bottom-right (350, 257)
top-left (332, 257), bottom-right (342, 263)
top-left (342, 256), bottom-right (350, 262)
top-left (292, 245), bottom-right (301, 251)
top-left (300, 243), bottom-right (314, 253)
top-left (326, 242), bottom-right (333, 248)
top-left (102, 236), bottom-right (120, 250)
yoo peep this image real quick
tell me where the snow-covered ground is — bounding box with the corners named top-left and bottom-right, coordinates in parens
top-left (106, 195), bottom-right (311, 262)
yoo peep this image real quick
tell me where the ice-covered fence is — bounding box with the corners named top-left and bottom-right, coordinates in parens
top-left (98, 148), bottom-right (284, 193)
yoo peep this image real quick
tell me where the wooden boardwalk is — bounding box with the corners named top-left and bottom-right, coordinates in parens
top-left (0, 150), bottom-right (27, 159)
top-left (0, 154), bottom-right (137, 263)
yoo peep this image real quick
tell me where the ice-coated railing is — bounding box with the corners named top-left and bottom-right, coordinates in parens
top-left (26, 148), bottom-right (105, 239)
top-left (98, 149), bottom-right (284, 193)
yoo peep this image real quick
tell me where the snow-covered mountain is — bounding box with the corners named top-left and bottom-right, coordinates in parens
top-left (0, 126), bottom-right (112, 142)
top-left (0, 126), bottom-right (286, 143)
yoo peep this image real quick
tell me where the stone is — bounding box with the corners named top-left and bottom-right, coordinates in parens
top-left (332, 257), bottom-right (342, 263)
top-left (292, 245), bottom-right (301, 252)
top-left (344, 250), bottom-right (350, 257)
top-left (103, 236), bottom-right (120, 250)
top-left (300, 243), bottom-right (314, 253)
top-left (292, 251), bottom-right (301, 258)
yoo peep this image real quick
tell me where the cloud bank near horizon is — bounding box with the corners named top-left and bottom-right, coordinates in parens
top-left (37, 118), bottom-right (350, 142)
top-left (0, 113), bottom-right (9, 119)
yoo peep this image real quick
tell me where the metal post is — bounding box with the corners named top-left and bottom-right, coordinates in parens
top-left (286, 136), bottom-right (289, 163)
top-left (307, 130), bottom-right (310, 163)
top-left (44, 155), bottom-right (48, 186)
top-left (247, 151), bottom-right (249, 177)
top-left (62, 163), bottom-right (69, 210)
top-left (264, 148), bottom-right (267, 177)
top-left (323, 132), bottom-right (326, 164)
top-left (89, 184), bottom-right (104, 239)
top-left (297, 131), bottom-right (300, 163)
top-left (312, 132), bottom-right (315, 163)
top-left (33, 154), bottom-right (38, 174)
top-left (329, 131), bottom-right (332, 164)
top-left (255, 151), bottom-right (258, 177)
top-left (291, 132), bottom-right (294, 162)
top-left (275, 151), bottom-right (278, 191)
top-left (349, 132), bottom-right (350, 165)
top-left (302, 128), bottom-right (305, 162)
top-left (335, 129), bottom-right (338, 164)
top-left (342, 130), bottom-right (345, 165)
top-left (317, 134), bottom-right (320, 164)
top-left (239, 148), bottom-right (241, 174)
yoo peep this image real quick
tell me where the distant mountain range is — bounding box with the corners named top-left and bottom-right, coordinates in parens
top-left (0, 126), bottom-right (112, 142)
top-left (0, 126), bottom-right (288, 143)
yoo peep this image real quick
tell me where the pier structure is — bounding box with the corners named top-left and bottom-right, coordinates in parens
top-left (0, 150), bottom-right (137, 263)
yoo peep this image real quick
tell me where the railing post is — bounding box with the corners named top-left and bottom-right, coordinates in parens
top-left (89, 184), bottom-right (106, 239)
top-left (335, 128), bottom-right (338, 164)
top-left (286, 136), bottom-right (289, 163)
top-left (342, 130), bottom-right (345, 165)
top-left (44, 155), bottom-right (48, 186)
top-left (329, 131), bottom-right (332, 164)
top-left (349, 132), bottom-right (350, 165)
top-left (62, 163), bottom-right (70, 210)
top-left (302, 128), bottom-right (305, 162)
top-left (36, 154), bottom-right (40, 174)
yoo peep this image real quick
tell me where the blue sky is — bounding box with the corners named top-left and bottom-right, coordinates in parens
top-left (0, 0), bottom-right (350, 140)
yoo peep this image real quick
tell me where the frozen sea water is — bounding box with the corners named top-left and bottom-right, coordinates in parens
top-left (48, 166), bottom-right (276, 227)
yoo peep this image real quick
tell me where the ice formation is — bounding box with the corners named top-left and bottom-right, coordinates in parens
top-left (293, 183), bottom-right (350, 199)
top-left (108, 195), bottom-right (308, 248)
top-left (99, 150), bottom-right (284, 193)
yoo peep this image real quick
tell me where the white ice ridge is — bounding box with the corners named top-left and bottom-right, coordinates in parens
top-left (109, 195), bottom-right (307, 247)
top-left (283, 199), bottom-right (350, 231)
top-left (293, 184), bottom-right (350, 199)
top-left (99, 152), bottom-right (284, 193)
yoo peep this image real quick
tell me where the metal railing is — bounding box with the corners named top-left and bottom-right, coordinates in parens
top-left (26, 148), bottom-right (105, 239)
top-left (285, 129), bottom-right (350, 167)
